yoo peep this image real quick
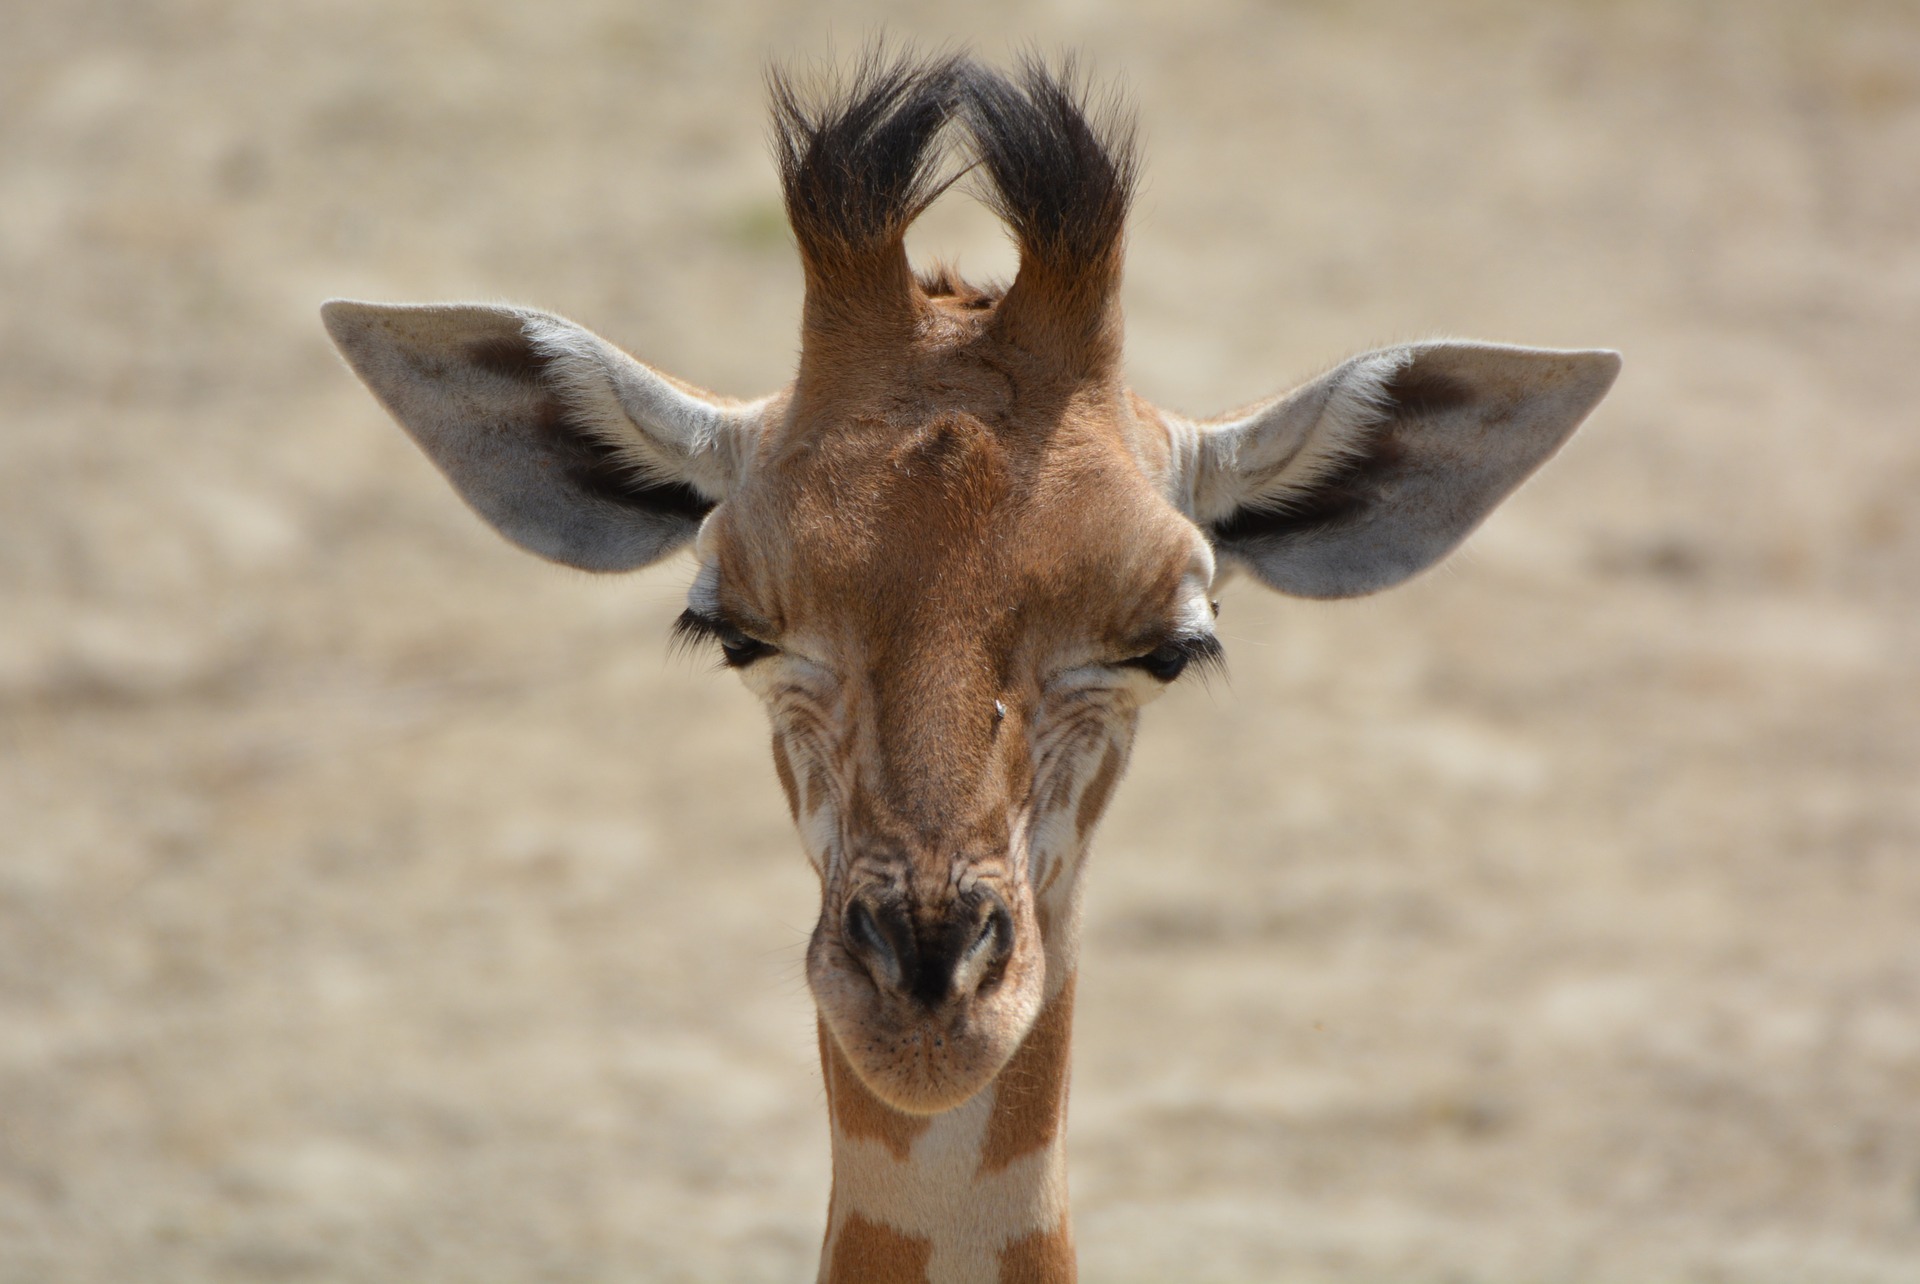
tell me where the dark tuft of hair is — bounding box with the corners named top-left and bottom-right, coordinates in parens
top-left (768, 48), bottom-right (971, 266)
top-left (960, 55), bottom-right (1137, 278)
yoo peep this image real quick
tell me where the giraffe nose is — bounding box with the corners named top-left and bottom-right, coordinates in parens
top-left (842, 888), bottom-right (1015, 1007)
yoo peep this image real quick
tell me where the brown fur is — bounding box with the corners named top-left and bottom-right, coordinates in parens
top-left (741, 348), bottom-right (1192, 1116)
top-left (998, 1221), bottom-right (1077, 1284)
top-left (742, 53), bottom-right (1191, 1282)
top-left (770, 732), bottom-right (801, 821)
top-left (828, 1212), bottom-right (934, 1284)
top-left (1074, 743), bottom-right (1125, 842)
top-left (918, 263), bottom-right (1001, 308)
top-left (980, 975), bottom-right (1076, 1174)
top-left (820, 1020), bottom-right (932, 1162)
top-left (730, 381), bottom-right (1192, 821)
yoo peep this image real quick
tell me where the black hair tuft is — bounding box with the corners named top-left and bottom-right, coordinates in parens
top-left (768, 47), bottom-right (972, 265)
top-left (960, 55), bottom-right (1138, 277)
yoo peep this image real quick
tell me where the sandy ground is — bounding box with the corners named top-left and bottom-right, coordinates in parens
top-left (4, 1), bottom-right (1919, 1280)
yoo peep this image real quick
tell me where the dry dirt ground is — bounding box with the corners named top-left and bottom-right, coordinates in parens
top-left (4, 2), bottom-right (1919, 1281)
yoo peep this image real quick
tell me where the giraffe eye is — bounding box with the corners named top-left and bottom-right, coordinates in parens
top-left (673, 609), bottom-right (777, 668)
top-left (1120, 634), bottom-right (1225, 683)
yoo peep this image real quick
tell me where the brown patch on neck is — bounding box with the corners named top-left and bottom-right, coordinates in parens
top-left (999, 1219), bottom-right (1077, 1283)
top-left (1074, 743), bottom-right (1125, 841)
top-left (770, 732), bottom-right (801, 822)
top-left (819, 1020), bottom-right (932, 1162)
top-left (828, 1212), bottom-right (933, 1284)
top-left (979, 974), bottom-right (1076, 1174)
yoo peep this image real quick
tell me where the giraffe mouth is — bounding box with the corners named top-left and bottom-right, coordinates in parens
top-left (807, 890), bottom-right (1046, 1115)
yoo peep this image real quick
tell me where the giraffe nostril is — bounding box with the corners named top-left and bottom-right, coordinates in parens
top-left (971, 903), bottom-right (1008, 959)
top-left (951, 894), bottom-right (1015, 999)
top-left (845, 897), bottom-right (881, 954)
top-left (843, 887), bottom-right (1015, 1005)
top-left (842, 892), bottom-right (912, 992)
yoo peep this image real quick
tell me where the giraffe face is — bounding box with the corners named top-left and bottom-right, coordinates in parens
top-left (321, 48), bottom-right (1618, 1148)
top-left (317, 47), bottom-right (1622, 1282)
top-left (680, 343), bottom-right (1219, 1113)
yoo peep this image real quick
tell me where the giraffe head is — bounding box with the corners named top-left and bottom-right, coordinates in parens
top-left (322, 52), bottom-right (1617, 1117)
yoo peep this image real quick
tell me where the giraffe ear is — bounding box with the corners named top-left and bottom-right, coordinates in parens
top-left (1189, 341), bottom-right (1620, 598)
top-left (321, 300), bottom-right (765, 572)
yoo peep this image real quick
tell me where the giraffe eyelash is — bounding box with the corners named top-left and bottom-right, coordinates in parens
top-left (672, 609), bottom-right (777, 668)
top-left (1119, 634), bottom-right (1225, 683)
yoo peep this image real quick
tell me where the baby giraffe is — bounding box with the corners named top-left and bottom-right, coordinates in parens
top-left (323, 50), bottom-right (1617, 1284)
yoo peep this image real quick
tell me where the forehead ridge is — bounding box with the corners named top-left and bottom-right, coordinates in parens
top-left (721, 392), bottom-right (1194, 652)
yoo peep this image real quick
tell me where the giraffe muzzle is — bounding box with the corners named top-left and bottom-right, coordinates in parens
top-left (842, 887), bottom-right (1016, 1008)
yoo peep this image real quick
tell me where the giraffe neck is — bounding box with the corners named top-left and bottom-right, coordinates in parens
top-left (816, 970), bottom-right (1079, 1284)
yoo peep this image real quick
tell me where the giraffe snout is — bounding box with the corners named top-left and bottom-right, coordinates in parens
top-left (842, 887), bottom-right (1015, 1008)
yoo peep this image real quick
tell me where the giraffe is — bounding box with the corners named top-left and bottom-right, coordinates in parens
top-left (321, 51), bottom-right (1618, 1284)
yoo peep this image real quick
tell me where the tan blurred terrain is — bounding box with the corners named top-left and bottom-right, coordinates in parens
top-left (4, 2), bottom-right (1919, 1280)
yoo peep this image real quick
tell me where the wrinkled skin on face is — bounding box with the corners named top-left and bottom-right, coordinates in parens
top-left (688, 330), bottom-right (1216, 1113)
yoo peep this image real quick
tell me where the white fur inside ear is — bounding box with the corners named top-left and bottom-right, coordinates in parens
top-left (525, 316), bottom-right (760, 502)
top-left (1192, 348), bottom-right (1408, 526)
top-left (321, 298), bottom-right (771, 572)
top-left (1182, 340), bottom-right (1619, 599)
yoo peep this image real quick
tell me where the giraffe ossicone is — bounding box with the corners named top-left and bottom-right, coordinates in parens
top-left (323, 48), bottom-right (1618, 1284)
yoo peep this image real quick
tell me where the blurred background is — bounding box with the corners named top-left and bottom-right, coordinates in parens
top-left (4, 1), bottom-right (1918, 1280)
